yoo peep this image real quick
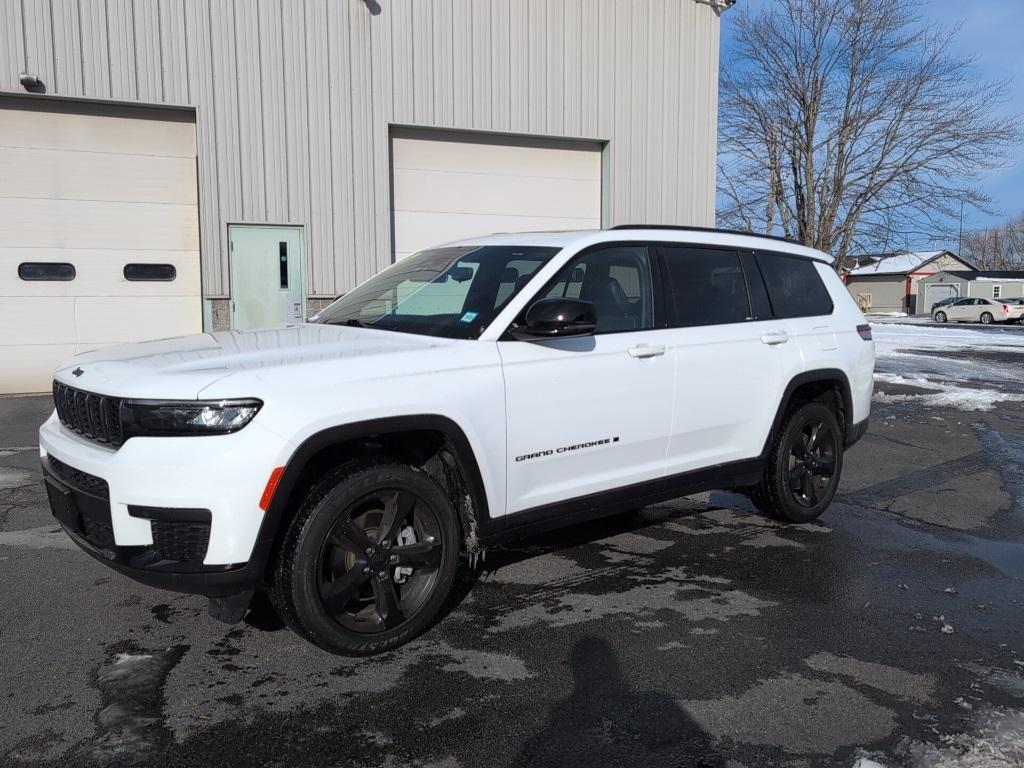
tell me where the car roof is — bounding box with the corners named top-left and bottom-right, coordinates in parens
top-left (441, 228), bottom-right (833, 263)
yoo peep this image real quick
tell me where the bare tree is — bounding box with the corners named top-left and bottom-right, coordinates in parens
top-left (717, 0), bottom-right (1021, 267)
top-left (962, 211), bottom-right (1024, 269)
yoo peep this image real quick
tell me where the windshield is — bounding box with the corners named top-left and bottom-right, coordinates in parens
top-left (315, 245), bottom-right (560, 339)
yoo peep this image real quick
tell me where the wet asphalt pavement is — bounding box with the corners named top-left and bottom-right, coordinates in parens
top-left (3, 328), bottom-right (1024, 767)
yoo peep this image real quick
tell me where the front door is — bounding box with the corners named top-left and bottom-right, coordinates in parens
top-left (229, 225), bottom-right (305, 330)
top-left (498, 245), bottom-right (675, 516)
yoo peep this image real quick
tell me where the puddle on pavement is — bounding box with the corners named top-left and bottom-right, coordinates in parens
top-left (79, 644), bottom-right (189, 763)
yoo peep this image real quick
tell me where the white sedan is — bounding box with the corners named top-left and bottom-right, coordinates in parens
top-left (933, 297), bottom-right (1024, 324)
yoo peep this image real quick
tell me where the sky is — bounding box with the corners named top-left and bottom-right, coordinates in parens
top-left (718, 0), bottom-right (1024, 247)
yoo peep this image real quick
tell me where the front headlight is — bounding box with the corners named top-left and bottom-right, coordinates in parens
top-left (121, 399), bottom-right (263, 438)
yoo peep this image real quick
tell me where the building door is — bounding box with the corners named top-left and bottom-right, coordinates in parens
top-left (0, 97), bottom-right (201, 394)
top-left (925, 283), bottom-right (958, 314)
top-left (229, 226), bottom-right (305, 330)
top-left (391, 133), bottom-right (602, 260)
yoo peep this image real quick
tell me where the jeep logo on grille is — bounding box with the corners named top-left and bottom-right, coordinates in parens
top-left (72, 367), bottom-right (84, 377)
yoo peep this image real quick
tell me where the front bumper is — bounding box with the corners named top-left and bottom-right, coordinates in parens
top-left (39, 411), bottom-right (288, 597)
top-left (42, 455), bottom-right (270, 597)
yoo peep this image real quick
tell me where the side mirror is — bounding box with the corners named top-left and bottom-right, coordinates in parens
top-left (511, 298), bottom-right (597, 339)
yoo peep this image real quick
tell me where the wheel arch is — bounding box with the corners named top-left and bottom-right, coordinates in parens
top-left (252, 415), bottom-right (491, 577)
top-left (763, 369), bottom-right (854, 456)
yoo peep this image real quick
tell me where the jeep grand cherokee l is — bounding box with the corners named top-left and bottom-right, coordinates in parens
top-left (40, 226), bottom-right (874, 655)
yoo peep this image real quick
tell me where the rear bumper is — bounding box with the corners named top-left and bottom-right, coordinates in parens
top-left (845, 417), bottom-right (869, 449)
top-left (41, 454), bottom-right (267, 599)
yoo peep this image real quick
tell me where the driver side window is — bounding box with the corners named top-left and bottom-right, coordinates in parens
top-left (542, 246), bottom-right (654, 333)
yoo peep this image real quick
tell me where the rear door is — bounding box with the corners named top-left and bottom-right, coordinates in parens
top-left (657, 245), bottom-right (794, 474)
top-left (755, 251), bottom-right (838, 375)
top-left (499, 244), bottom-right (675, 515)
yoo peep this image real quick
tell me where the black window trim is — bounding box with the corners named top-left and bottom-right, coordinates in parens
top-left (18, 262), bottom-right (76, 281)
top-left (123, 263), bottom-right (177, 282)
top-left (500, 241), bottom-right (665, 340)
top-left (753, 248), bottom-right (835, 319)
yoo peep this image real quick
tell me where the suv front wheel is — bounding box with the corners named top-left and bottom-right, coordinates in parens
top-left (750, 401), bottom-right (843, 523)
top-left (269, 460), bottom-right (460, 655)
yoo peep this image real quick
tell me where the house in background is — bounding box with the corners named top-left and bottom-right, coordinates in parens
top-left (917, 271), bottom-right (1024, 313)
top-left (842, 250), bottom-right (976, 314)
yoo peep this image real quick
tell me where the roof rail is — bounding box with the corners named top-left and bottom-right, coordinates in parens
top-left (608, 224), bottom-right (807, 248)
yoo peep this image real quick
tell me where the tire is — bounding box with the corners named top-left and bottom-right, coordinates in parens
top-left (981, 312), bottom-right (993, 324)
top-left (934, 311), bottom-right (947, 323)
top-left (269, 460), bottom-right (461, 655)
top-left (750, 401), bottom-right (843, 523)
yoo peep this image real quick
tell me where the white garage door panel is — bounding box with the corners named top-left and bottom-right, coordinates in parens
top-left (75, 297), bottom-right (201, 343)
top-left (393, 168), bottom-right (599, 220)
top-left (0, 249), bottom-right (201, 297)
top-left (0, 297), bottom-right (77, 345)
top-left (0, 147), bottom-right (198, 205)
top-left (392, 136), bottom-right (602, 260)
top-left (2, 345), bottom-right (80, 395)
top-left (392, 139), bottom-right (601, 180)
top-left (0, 107), bottom-right (196, 157)
top-left (0, 100), bottom-right (201, 393)
top-left (393, 212), bottom-right (601, 259)
top-left (0, 199), bottom-right (199, 251)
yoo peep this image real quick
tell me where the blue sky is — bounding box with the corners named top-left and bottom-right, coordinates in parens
top-left (719, 0), bottom-right (1024, 241)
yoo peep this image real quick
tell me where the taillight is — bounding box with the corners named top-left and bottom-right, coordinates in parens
top-left (856, 324), bottom-right (872, 341)
top-left (1003, 305), bottom-right (1009, 312)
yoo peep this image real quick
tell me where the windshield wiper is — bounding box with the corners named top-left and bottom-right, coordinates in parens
top-left (342, 318), bottom-right (369, 328)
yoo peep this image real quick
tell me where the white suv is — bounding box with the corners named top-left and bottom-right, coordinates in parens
top-left (40, 227), bottom-right (874, 655)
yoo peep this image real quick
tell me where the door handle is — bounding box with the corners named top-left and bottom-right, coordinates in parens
top-left (627, 344), bottom-right (666, 358)
top-left (760, 331), bottom-right (789, 345)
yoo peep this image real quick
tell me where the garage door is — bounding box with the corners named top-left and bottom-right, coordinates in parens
top-left (0, 98), bottom-right (201, 394)
top-left (391, 134), bottom-right (602, 260)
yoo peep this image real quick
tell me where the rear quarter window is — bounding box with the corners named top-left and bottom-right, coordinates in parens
top-left (757, 252), bottom-right (834, 318)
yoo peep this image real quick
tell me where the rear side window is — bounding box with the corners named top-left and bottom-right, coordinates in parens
top-left (18, 262), bottom-right (75, 281)
top-left (757, 253), bottom-right (833, 318)
top-left (660, 246), bottom-right (751, 327)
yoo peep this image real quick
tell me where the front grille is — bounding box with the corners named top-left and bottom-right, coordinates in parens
top-left (53, 381), bottom-right (124, 447)
top-left (151, 520), bottom-right (211, 563)
top-left (48, 456), bottom-right (109, 497)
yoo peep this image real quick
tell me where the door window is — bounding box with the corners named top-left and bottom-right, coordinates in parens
top-left (542, 246), bottom-right (654, 333)
top-left (661, 247), bottom-right (751, 327)
top-left (757, 252), bottom-right (834, 318)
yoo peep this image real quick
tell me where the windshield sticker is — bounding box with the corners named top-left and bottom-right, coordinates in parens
top-left (460, 311), bottom-right (479, 324)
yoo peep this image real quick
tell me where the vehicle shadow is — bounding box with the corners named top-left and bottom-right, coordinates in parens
top-left (508, 636), bottom-right (724, 768)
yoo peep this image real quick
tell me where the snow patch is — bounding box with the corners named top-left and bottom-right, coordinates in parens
top-left (873, 373), bottom-right (1024, 412)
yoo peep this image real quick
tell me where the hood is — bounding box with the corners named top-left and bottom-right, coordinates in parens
top-left (53, 324), bottom-right (449, 399)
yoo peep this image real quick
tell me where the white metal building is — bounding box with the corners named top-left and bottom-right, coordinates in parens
top-left (0, 0), bottom-right (723, 393)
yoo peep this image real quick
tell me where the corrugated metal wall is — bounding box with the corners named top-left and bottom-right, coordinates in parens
top-left (1, 0), bottom-right (721, 298)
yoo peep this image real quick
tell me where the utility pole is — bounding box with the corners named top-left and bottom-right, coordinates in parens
top-left (957, 199), bottom-right (964, 257)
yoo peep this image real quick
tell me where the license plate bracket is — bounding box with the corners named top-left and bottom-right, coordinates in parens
top-left (45, 475), bottom-right (81, 532)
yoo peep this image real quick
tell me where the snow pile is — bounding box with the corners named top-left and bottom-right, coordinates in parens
top-left (871, 323), bottom-right (1024, 411)
top-left (853, 707), bottom-right (1024, 768)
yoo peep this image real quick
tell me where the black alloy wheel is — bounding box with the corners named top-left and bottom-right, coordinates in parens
top-left (786, 417), bottom-right (838, 509)
top-left (270, 461), bottom-right (460, 655)
top-left (750, 401), bottom-right (844, 523)
top-left (317, 488), bottom-right (442, 634)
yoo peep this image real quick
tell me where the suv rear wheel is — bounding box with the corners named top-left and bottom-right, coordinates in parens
top-left (269, 461), bottom-right (460, 655)
top-left (750, 401), bottom-right (843, 523)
